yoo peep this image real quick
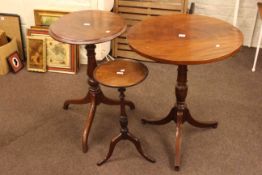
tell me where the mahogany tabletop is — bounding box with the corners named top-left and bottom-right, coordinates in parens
top-left (258, 2), bottom-right (262, 18)
top-left (49, 10), bottom-right (126, 45)
top-left (94, 59), bottom-right (148, 88)
top-left (127, 14), bottom-right (243, 65)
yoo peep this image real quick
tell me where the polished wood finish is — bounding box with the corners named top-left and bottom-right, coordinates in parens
top-left (141, 65), bottom-right (217, 170)
top-left (97, 88), bottom-right (155, 166)
top-left (94, 59), bottom-right (148, 88)
top-left (49, 10), bottom-right (134, 153)
top-left (112, 0), bottom-right (188, 62)
top-left (258, 2), bottom-right (262, 18)
top-left (128, 14), bottom-right (243, 170)
top-left (49, 10), bottom-right (126, 45)
top-left (94, 60), bottom-right (153, 165)
top-left (128, 14), bottom-right (243, 65)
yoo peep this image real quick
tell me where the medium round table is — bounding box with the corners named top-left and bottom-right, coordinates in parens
top-left (127, 14), bottom-right (243, 170)
top-left (49, 10), bottom-right (135, 153)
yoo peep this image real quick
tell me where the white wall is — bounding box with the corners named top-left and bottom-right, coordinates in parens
top-left (2, 0), bottom-right (261, 60)
top-left (0, 0), bottom-right (114, 64)
top-left (189, 0), bottom-right (259, 47)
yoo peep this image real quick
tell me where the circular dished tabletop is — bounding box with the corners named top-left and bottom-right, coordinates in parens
top-left (49, 10), bottom-right (126, 45)
top-left (94, 59), bottom-right (148, 88)
top-left (127, 14), bottom-right (243, 65)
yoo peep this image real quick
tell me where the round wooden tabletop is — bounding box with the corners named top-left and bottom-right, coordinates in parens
top-left (127, 14), bottom-right (243, 65)
top-left (49, 10), bottom-right (126, 45)
top-left (94, 59), bottom-right (148, 88)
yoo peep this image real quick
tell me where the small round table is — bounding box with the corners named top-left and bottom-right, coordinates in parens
top-left (127, 14), bottom-right (243, 170)
top-left (94, 59), bottom-right (155, 165)
top-left (49, 10), bottom-right (135, 153)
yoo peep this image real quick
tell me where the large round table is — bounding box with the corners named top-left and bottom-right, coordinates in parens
top-left (127, 14), bottom-right (243, 170)
top-left (49, 10), bottom-right (135, 153)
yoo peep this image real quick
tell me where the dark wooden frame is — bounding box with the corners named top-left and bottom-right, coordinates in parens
top-left (0, 13), bottom-right (25, 61)
top-left (7, 51), bottom-right (24, 73)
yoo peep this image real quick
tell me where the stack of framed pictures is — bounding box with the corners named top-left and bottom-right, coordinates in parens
top-left (26, 10), bottom-right (79, 74)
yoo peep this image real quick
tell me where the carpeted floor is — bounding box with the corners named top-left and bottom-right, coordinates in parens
top-left (0, 46), bottom-right (262, 175)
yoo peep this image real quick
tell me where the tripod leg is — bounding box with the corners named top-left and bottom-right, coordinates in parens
top-left (185, 109), bottom-right (218, 128)
top-left (63, 93), bottom-right (90, 110)
top-left (97, 133), bottom-right (123, 166)
top-left (82, 98), bottom-right (97, 153)
top-left (174, 111), bottom-right (183, 171)
top-left (127, 133), bottom-right (155, 163)
top-left (141, 107), bottom-right (176, 125)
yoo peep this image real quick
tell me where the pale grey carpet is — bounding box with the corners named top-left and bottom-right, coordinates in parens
top-left (0, 46), bottom-right (261, 175)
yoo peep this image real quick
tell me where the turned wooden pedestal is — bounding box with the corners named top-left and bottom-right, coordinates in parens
top-left (49, 10), bottom-right (133, 153)
top-left (141, 65), bottom-right (217, 170)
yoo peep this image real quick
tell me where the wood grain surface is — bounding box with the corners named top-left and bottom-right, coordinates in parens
top-left (94, 59), bottom-right (148, 88)
top-left (112, 0), bottom-right (188, 62)
top-left (49, 10), bottom-right (126, 45)
top-left (127, 14), bottom-right (243, 65)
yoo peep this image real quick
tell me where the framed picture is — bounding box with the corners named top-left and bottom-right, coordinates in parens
top-left (0, 13), bottom-right (25, 61)
top-left (46, 36), bottom-right (71, 68)
top-left (34, 9), bottom-right (69, 27)
top-left (27, 28), bottom-right (79, 74)
top-left (7, 51), bottom-right (24, 73)
top-left (26, 36), bottom-right (47, 72)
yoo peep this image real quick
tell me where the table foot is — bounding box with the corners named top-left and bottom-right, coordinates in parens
top-left (141, 107), bottom-right (176, 125)
top-left (97, 132), bottom-right (155, 166)
top-left (97, 133), bottom-right (122, 166)
top-left (63, 94), bottom-right (90, 110)
top-left (82, 97), bottom-right (97, 153)
top-left (127, 132), bottom-right (156, 163)
top-left (185, 109), bottom-right (218, 128)
top-left (175, 166), bottom-right (180, 171)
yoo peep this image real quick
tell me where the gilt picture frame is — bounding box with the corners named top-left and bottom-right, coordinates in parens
top-left (26, 36), bottom-right (46, 72)
top-left (27, 28), bottom-right (79, 74)
top-left (34, 9), bottom-right (69, 27)
top-left (46, 36), bottom-right (71, 69)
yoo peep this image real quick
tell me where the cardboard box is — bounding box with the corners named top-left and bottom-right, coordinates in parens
top-left (0, 29), bottom-right (8, 46)
top-left (0, 37), bottom-right (18, 75)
